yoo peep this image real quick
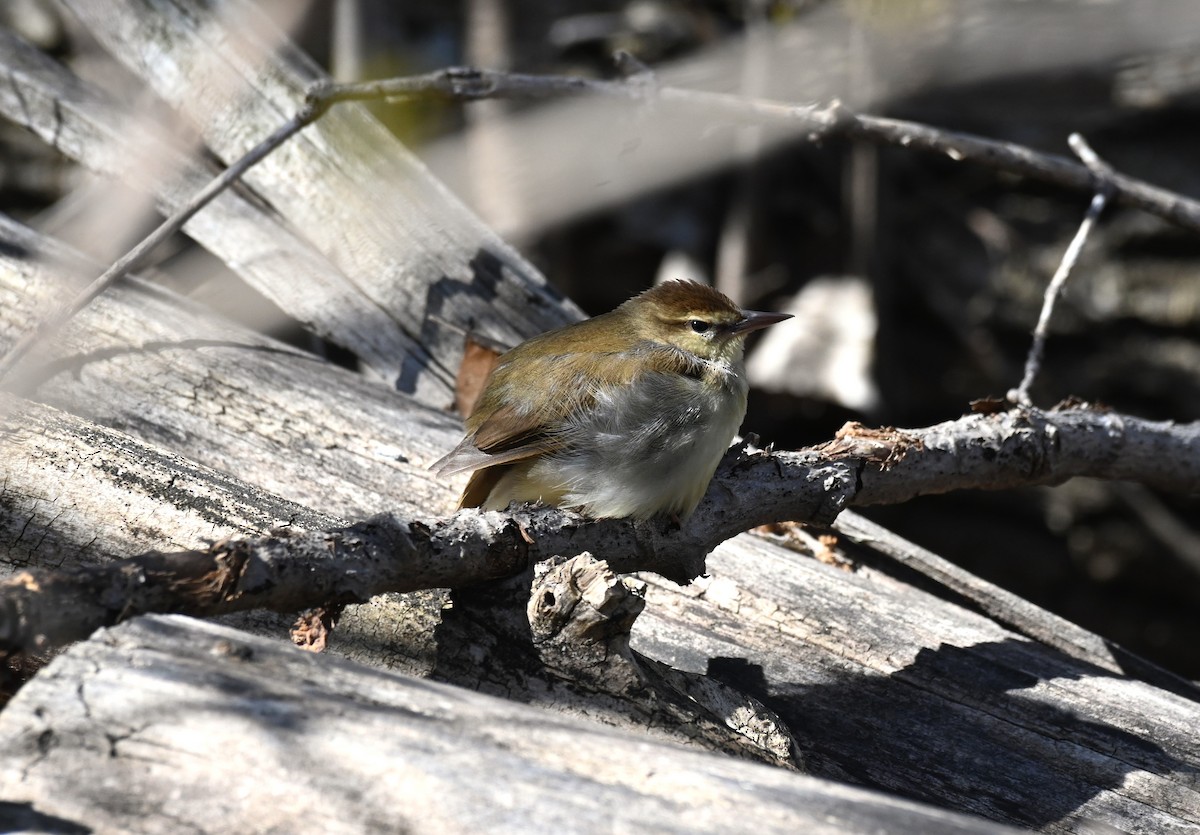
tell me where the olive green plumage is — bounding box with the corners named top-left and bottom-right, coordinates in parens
top-left (433, 280), bottom-right (791, 520)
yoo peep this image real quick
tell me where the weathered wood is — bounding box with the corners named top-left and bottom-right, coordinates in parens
top-left (4, 442), bottom-right (1189, 832)
top-left (439, 552), bottom-right (806, 767)
top-left (632, 536), bottom-right (1200, 834)
top-left (832, 512), bottom-right (1193, 697)
top-left (0, 214), bottom-right (461, 523)
top-left (2, 4), bottom-right (1198, 831)
top-left (5, 214), bottom-right (1200, 830)
top-left (0, 394), bottom-right (342, 567)
top-left (5, 445), bottom-right (1199, 832)
top-left (0, 27), bottom-right (428, 381)
top-left (59, 0), bottom-right (579, 404)
top-left (0, 614), bottom-right (1023, 835)
top-left (0, 394), bottom-right (795, 763)
top-left (6, 420), bottom-right (1199, 685)
top-left (0, 389), bottom-right (450, 663)
top-left (0, 214), bottom-right (467, 669)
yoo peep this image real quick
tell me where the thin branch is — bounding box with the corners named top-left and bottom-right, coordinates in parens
top-left (308, 67), bottom-right (1200, 231)
top-left (2, 404), bottom-right (1195, 659)
top-left (0, 106), bottom-right (318, 388)
top-left (5, 66), bottom-right (1200, 385)
top-left (1010, 134), bottom-right (1116, 406)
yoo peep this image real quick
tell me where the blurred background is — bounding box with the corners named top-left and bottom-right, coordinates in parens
top-left (2, 0), bottom-right (1198, 676)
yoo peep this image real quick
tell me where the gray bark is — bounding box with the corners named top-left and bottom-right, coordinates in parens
top-left (0, 614), bottom-right (1023, 835)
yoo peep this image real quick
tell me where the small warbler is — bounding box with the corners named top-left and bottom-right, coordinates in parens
top-left (433, 280), bottom-right (791, 520)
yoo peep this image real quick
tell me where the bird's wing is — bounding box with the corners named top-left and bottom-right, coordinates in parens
top-left (432, 344), bottom-right (693, 477)
top-left (430, 430), bottom-right (551, 476)
top-left (431, 353), bottom-right (604, 476)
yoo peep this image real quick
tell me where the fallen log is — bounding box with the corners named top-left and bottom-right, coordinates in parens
top-left (0, 614), bottom-right (1025, 835)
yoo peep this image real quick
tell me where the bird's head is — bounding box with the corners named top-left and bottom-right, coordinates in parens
top-left (625, 280), bottom-right (792, 364)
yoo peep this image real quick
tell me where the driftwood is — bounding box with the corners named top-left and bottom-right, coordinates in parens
top-left (0, 615), bottom-right (1026, 835)
top-left (1, 1), bottom-right (1199, 833)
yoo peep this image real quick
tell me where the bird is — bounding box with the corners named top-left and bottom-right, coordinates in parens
top-left (432, 280), bottom-right (792, 521)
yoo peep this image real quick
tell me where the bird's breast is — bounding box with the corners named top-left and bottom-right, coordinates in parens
top-left (528, 361), bottom-right (748, 519)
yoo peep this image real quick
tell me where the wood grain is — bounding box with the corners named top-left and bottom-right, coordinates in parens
top-left (0, 615), bottom-right (1023, 835)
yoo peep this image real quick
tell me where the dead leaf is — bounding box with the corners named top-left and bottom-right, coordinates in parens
top-left (969, 396), bottom-right (1009, 415)
top-left (290, 605), bottom-right (343, 653)
top-left (456, 335), bottom-right (504, 417)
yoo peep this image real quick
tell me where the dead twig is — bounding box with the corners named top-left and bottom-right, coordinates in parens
top-left (0, 106), bottom-right (319, 388)
top-left (3, 68), bottom-right (1199, 387)
top-left (1010, 134), bottom-right (1117, 406)
top-left (2, 404), bottom-right (1195, 662)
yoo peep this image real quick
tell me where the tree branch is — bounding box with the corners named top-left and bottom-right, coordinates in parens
top-left (1011, 134), bottom-right (1116, 406)
top-left (0, 111), bottom-right (314, 387)
top-left (5, 63), bottom-right (1200, 386)
top-left (3, 404), bottom-right (1194, 658)
top-left (309, 67), bottom-right (1200, 231)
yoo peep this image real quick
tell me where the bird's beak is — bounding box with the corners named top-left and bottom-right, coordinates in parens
top-left (731, 310), bottom-right (793, 334)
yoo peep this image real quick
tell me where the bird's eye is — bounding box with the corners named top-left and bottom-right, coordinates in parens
top-left (688, 320), bottom-right (711, 334)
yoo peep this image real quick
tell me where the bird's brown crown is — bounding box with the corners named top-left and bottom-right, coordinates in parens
top-left (631, 280), bottom-right (741, 320)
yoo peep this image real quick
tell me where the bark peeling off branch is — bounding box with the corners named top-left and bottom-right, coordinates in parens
top-left (1, 405), bottom-right (1194, 657)
top-left (0, 513), bottom-right (530, 654)
top-left (831, 407), bottom-right (1199, 500)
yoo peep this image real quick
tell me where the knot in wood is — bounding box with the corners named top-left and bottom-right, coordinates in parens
top-left (528, 554), bottom-right (645, 649)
